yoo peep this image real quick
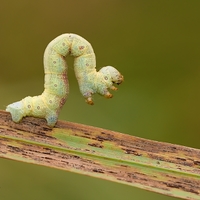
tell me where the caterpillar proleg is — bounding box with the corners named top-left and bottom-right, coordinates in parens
top-left (6, 33), bottom-right (124, 127)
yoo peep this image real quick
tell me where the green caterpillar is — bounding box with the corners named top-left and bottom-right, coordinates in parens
top-left (6, 33), bottom-right (124, 127)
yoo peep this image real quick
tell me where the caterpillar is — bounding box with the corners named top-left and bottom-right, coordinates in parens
top-left (6, 33), bottom-right (124, 127)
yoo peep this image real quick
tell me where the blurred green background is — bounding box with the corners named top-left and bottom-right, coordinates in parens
top-left (0, 0), bottom-right (200, 199)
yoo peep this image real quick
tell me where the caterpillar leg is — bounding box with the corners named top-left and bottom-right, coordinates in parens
top-left (110, 86), bottom-right (118, 91)
top-left (104, 91), bottom-right (113, 99)
top-left (45, 112), bottom-right (59, 127)
top-left (84, 90), bottom-right (113, 105)
top-left (6, 101), bottom-right (24, 123)
top-left (85, 97), bottom-right (94, 105)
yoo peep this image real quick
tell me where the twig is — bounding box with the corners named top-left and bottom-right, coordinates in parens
top-left (0, 110), bottom-right (200, 199)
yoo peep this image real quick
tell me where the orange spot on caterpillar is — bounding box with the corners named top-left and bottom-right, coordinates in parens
top-left (79, 46), bottom-right (85, 50)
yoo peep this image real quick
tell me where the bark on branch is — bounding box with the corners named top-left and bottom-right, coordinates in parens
top-left (0, 110), bottom-right (200, 199)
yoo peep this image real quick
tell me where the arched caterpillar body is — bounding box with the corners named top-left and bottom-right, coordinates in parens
top-left (6, 33), bottom-right (124, 127)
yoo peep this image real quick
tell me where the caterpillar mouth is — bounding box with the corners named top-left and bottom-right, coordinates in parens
top-left (114, 75), bottom-right (124, 85)
top-left (113, 81), bottom-right (122, 85)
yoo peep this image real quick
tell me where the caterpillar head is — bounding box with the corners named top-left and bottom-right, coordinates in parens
top-left (99, 66), bottom-right (124, 85)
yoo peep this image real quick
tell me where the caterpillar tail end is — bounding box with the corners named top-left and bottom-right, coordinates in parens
top-left (6, 101), bottom-right (58, 127)
top-left (6, 101), bottom-right (24, 123)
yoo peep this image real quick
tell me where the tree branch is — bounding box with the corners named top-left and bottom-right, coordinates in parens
top-left (0, 110), bottom-right (200, 199)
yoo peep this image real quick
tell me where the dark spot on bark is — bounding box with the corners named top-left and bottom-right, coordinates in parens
top-left (175, 157), bottom-right (187, 161)
top-left (93, 168), bottom-right (104, 173)
top-left (194, 160), bottom-right (200, 165)
top-left (122, 148), bottom-right (142, 156)
top-left (88, 143), bottom-right (103, 148)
